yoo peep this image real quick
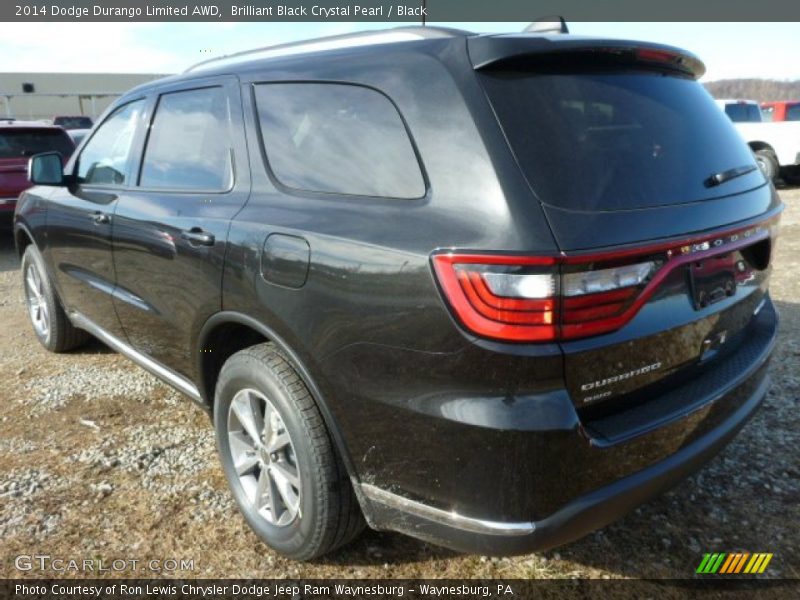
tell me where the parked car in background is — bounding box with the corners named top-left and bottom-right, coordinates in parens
top-left (716, 99), bottom-right (800, 184)
top-left (15, 26), bottom-right (781, 560)
top-left (52, 115), bottom-right (93, 130)
top-left (67, 128), bottom-right (90, 147)
top-left (761, 100), bottom-right (800, 122)
top-left (1, 120), bottom-right (74, 216)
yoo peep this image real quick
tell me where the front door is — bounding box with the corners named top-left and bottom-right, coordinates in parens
top-left (111, 79), bottom-right (250, 379)
top-left (45, 98), bottom-right (147, 339)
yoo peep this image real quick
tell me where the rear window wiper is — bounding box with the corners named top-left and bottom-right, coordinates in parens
top-left (705, 164), bottom-right (758, 188)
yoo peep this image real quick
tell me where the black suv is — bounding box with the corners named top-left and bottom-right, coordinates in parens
top-left (14, 27), bottom-right (781, 560)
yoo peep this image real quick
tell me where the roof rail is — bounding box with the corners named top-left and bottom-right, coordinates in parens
top-left (185, 26), bottom-right (471, 74)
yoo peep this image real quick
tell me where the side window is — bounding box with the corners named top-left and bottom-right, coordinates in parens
top-left (77, 100), bottom-right (144, 185)
top-left (139, 87), bottom-right (233, 191)
top-left (254, 83), bottom-right (425, 199)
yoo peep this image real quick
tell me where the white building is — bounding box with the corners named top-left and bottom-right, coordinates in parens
top-left (0, 72), bottom-right (167, 121)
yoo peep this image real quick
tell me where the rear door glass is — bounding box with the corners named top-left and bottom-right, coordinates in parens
top-left (139, 86), bottom-right (233, 191)
top-left (480, 71), bottom-right (764, 211)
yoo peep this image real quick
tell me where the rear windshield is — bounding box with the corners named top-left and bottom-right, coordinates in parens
top-left (480, 70), bottom-right (764, 211)
top-left (724, 103), bottom-right (762, 123)
top-left (0, 129), bottom-right (74, 159)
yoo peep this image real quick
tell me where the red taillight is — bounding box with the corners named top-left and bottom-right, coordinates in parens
top-left (431, 254), bottom-right (558, 341)
top-left (432, 219), bottom-right (777, 343)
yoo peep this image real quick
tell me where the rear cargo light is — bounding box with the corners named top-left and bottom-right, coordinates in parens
top-left (432, 217), bottom-right (779, 343)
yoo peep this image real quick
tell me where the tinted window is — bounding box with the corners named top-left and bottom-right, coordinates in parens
top-left (787, 104), bottom-right (800, 121)
top-left (481, 71), bottom-right (763, 211)
top-left (139, 87), bottom-right (233, 191)
top-left (0, 129), bottom-right (74, 159)
top-left (77, 100), bottom-right (144, 186)
top-left (54, 116), bottom-right (93, 129)
top-left (724, 103), bottom-right (762, 123)
top-left (254, 83), bottom-right (424, 199)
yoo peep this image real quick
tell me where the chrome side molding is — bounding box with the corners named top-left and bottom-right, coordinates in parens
top-left (70, 312), bottom-right (204, 406)
top-left (360, 483), bottom-right (535, 536)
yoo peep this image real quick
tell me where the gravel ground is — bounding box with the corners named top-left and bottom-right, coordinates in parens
top-left (0, 189), bottom-right (798, 580)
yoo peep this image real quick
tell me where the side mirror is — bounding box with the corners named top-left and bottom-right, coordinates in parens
top-left (28, 152), bottom-right (65, 186)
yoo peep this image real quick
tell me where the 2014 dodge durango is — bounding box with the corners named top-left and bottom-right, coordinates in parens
top-left (14, 26), bottom-right (781, 560)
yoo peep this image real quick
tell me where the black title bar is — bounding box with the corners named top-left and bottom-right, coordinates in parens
top-left (5, 0), bottom-right (800, 21)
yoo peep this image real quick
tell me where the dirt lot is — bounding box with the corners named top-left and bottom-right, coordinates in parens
top-left (0, 188), bottom-right (798, 580)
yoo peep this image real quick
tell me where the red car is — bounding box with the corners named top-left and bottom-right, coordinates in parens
top-left (0, 120), bottom-right (75, 214)
top-left (761, 100), bottom-right (800, 122)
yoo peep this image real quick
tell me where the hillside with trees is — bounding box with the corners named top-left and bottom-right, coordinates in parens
top-left (704, 79), bottom-right (800, 101)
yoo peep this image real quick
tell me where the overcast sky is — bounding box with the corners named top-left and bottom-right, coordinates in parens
top-left (0, 22), bottom-right (798, 82)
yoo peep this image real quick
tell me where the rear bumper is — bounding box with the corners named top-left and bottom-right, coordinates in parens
top-left (360, 366), bottom-right (770, 555)
top-left (0, 197), bottom-right (17, 211)
top-left (354, 297), bottom-right (777, 555)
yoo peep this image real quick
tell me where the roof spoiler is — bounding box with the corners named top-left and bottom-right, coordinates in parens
top-left (468, 37), bottom-right (706, 79)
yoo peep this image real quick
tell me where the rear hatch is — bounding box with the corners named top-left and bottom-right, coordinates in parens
top-left (471, 35), bottom-right (782, 428)
top-left (0, 127), bottom-right (74, 199)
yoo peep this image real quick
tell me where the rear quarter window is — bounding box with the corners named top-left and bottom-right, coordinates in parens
top-left (253, 83), bottom-right (425, 199)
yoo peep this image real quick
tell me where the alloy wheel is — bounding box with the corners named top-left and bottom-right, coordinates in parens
top-left (227, 388), bottom-right (302, 527)
top-left (24, 264), bottom-right (50, 339)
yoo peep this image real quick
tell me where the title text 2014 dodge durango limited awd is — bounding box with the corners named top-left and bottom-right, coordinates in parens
top-left (14, 27), bottom-right (781, 560)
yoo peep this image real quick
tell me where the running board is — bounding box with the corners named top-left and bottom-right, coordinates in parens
top-left (70, 312), bottom-right (205, 407)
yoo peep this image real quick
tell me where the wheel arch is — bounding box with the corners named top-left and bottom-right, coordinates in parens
top-left (195, 311), bottom-right (361, 484)
top-left (14, 222), bottom-right (35, 257)
top-left (748, 141), bottom-right (776, 155)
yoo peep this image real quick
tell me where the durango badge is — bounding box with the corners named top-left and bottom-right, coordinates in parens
top-left (581, 362), bottom-right (663, 393)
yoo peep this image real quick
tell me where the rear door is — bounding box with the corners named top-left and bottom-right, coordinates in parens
top-left (44, 100), bottom-right (147, 338)
top-left (477, 51), bottom-right (781, 412)
top-left (111, 77), bottom-right (250, 379)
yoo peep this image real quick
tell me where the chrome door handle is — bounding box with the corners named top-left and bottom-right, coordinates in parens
top-left (180, 228), bottom-right (215, 246)
top-left (90, 211), bottom-right (110, 225)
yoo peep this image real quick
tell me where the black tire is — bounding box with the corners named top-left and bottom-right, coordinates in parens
top-left (21, 245), bottom-right (89, 352)
top-left (213, 343), bottom-right (364, 560)
top-left (754, 149), bottom-right (779, 182)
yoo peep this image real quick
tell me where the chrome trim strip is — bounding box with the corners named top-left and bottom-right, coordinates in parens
top-left (360, 483), bottom-right (535, 536)
top-left (70, 312), bottom-right (204, 405)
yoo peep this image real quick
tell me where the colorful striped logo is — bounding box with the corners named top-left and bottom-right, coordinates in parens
top-left (696, 552), bottom-right (773, 574)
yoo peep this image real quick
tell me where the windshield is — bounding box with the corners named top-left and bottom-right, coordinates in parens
top-left (0, 129), bottom-right (74, 159)
top-left (480, 70), bottom-right (764, 211)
